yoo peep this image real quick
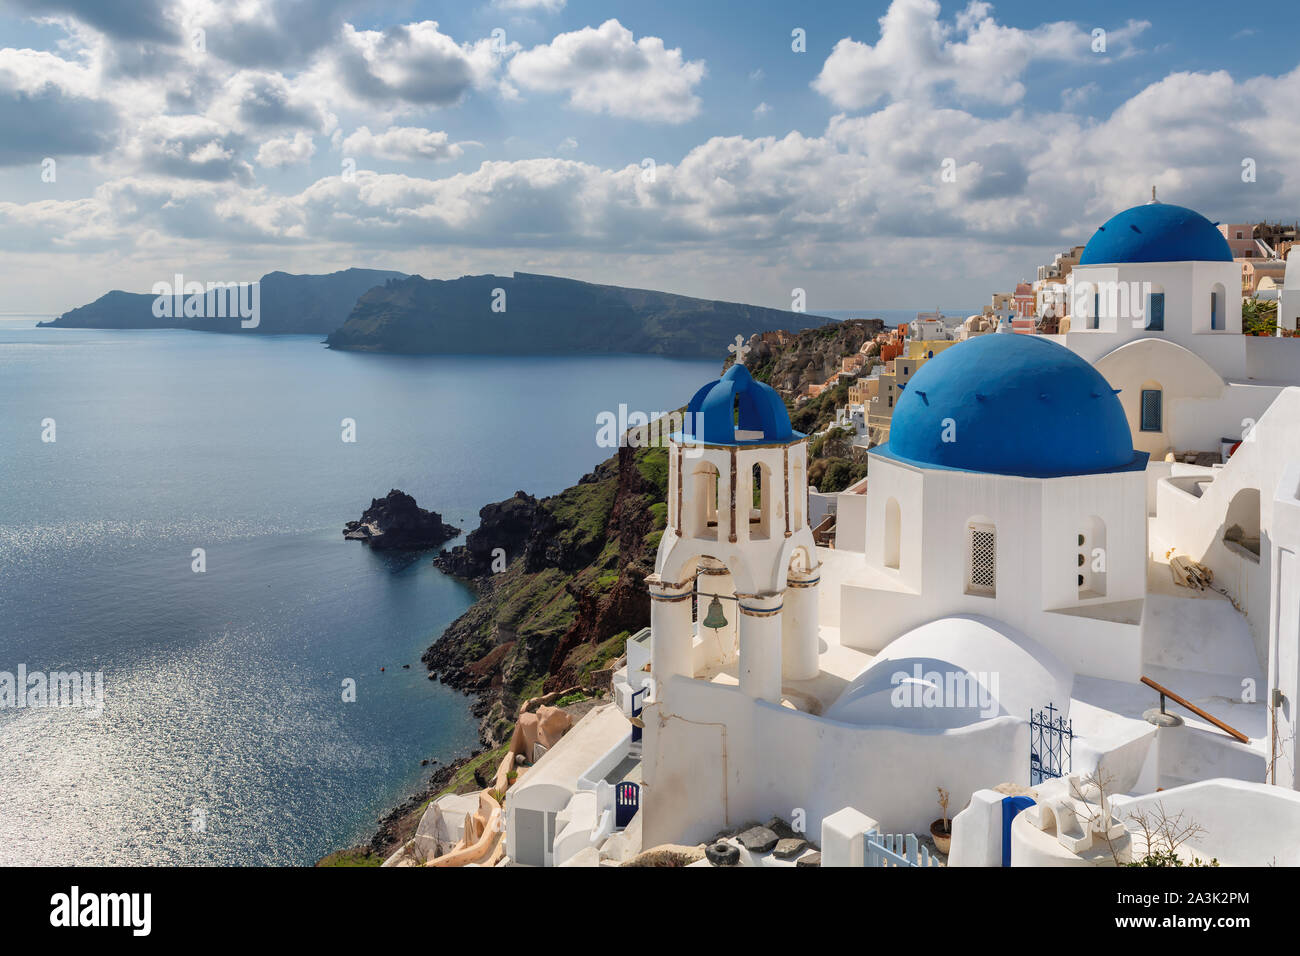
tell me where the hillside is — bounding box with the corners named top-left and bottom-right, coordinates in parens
top-left (426, 442), bottom-right (668, 746)
top-left (728, 318), bottom-right (885, 397)
top-left (325, 271), bottom-right (831, 358)
top-left (38, 268), bottom-right (406, 334)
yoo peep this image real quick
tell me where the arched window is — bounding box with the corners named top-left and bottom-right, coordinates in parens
top-left (687, 462), bottom-right (720, 539)
top-left (750, 461), bottom-right (772, 540)
top-left (1210, 282), bottom-right (1226, 331)
top-left (1223, 487), bottom-right (1261, 560)
top-left (884, 497), bottom-right (901, 570)
top-left (966, 519), bottom-right (996, 596)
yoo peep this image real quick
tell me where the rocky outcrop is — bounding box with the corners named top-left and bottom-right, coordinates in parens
top-left (344, 489), bottom-right (460, 550)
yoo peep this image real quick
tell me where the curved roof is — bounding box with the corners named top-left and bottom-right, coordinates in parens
top-left (1079, 202), bottom-right (1233, 265)
top-left (681, 362), bottom-right (798, 446)
top-left (824, 616), bottom-right (1073, 730)
top-left (874, 334), bottom-right (1145, 478)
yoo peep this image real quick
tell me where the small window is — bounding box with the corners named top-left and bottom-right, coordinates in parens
top-left (967, 523), bottom-right (996, 596)
top-left (1091, 293), bottom-right (1100, 329)
top-left (1140, 388), bottom-right (1162, 432)
top-left (1146, 293), bottom-right (1164, 331)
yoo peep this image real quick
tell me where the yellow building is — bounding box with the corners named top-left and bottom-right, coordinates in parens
top-left (866, 340), bottom-right (957, 442)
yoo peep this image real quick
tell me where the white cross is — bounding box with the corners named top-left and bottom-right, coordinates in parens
top-left (728, 334), bottom-right (750, 365)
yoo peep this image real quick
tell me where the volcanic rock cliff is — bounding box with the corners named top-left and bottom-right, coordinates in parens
top-left (425, 444), bottom-right (668, 745)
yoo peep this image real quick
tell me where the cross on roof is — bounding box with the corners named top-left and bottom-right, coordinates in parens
top-left (728, 334), bottom-right (750, 365)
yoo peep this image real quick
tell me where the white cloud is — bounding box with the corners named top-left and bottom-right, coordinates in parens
top-left (327, 21), bottom-right (511, 108)
top-left (340, 126), bottom-right (473, 162)
top-left (257, 131), bottom-right (316, 167)
top-left (753, 102), bottom-right (770, 118)
top-left (813, 0), bottom-right (1149, 109)
top-left (508, 19), bottom-right (705, 123)
top-left (1061, 82), bottom-right (1099, 110)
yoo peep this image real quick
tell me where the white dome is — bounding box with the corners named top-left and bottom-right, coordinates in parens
top-left (824, 616), bottom-right (1073, 730)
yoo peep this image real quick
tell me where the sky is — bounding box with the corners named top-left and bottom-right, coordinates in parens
top-left (0, 0), bottom-right (1297, 314)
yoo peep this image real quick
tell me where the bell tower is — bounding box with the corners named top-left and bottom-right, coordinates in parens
top-left (648, 347), bottom-right (821, 706)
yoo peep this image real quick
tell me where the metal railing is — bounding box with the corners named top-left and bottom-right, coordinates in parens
top-left (1141, 676), bottom-right (1249, 743)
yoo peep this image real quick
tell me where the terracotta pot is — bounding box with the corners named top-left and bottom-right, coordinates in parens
top-left (930, 819), bottom-right (952, 855)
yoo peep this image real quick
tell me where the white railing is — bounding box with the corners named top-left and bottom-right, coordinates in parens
top-left (864, 830), bottom-right (941, 868)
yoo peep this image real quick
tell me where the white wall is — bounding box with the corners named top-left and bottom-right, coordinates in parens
top-left (1268, 464), bottom-right (1300, 790)
top-left (1063, 260), bottom-right (1247, 380)
top-left (1110, 779), bottom-right (1300, 865)
top-left (641, 674), bottom-right (1028, 847)
top-left (842, 456), bottom-right (1146, 682)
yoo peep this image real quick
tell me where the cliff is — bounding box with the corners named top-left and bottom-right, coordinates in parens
top-left (38, 268), bottom-right (406, 334)
top-left (729, 318), bottom-right (884, 398)
top-left (325, 272), bottom-right (831, 358)
top-left (425, 443), bottom-right (668, 745)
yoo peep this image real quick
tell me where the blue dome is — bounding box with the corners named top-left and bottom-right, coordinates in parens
top-left (1079, 202), bottom-right (1232, 265)
top-left (683, 363), bottom-right (798, 446)
top-left (876, 335), bottom-right (1145, 478)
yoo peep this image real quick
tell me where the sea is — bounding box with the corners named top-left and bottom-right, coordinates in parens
top-left (0, 316), bottom-right (717, 865)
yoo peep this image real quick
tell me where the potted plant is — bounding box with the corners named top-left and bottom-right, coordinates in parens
top-left (930, 787), bottom-right (952, 854)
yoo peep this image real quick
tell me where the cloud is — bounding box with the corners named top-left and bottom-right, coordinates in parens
top-left (7, 0), bottom-right (180, 43)
top-left (122, 115), bottom-right (254, 183)
top-left (508, 19), bottom-right (705, 123)
top-left (186, 0), bottom-right (362, 70)
top-left (753, 102), bottom-right (770, 118)
top-left (209, 70), bottom-right (336, 133)
top-left (813, 0), bottom-right (1149, 109)
top-left (1061, 82), bottom-right (1099, 110)
top-left (257, 131), bottom-right (316, 167)
top-left (329, 21), bottom-right (508, 108)
top-left (339, 126), bottom-right (474, 162)
top-left (0, 48), bottom-right (119, 164)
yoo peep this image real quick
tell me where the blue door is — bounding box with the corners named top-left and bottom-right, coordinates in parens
top-left (615, 782), bottom-right (640, 828)
top-left (1001, 796), bottom-right (1035, 867)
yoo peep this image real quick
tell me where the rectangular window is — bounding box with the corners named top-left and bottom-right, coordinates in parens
top-left (1146, 293), bottom-right (1164, 331)
top-left (967, 524), bottom-right (996, 596)
top-left (1211, 292), bottom-right (1221, 330)
top-left (1091, 292), bottom-right (1100, 329)
top-left (1140, 388), bottom-right (1162, 432)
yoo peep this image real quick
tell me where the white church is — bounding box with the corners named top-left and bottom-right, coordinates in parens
top-left (488, 196), bottom-right (1300, 868)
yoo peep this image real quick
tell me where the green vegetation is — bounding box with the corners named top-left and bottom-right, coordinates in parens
top-left (1125, 850), bottom-right (1220, 867)
top-left (1243, 298), bottom-right (1280, 336)
top-left (554, 690), bottom-right (589, 707)
top-left (316, 848), bottom-right (383, 867)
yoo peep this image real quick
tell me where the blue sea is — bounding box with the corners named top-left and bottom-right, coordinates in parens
top-left (0, 317), bottom-right (715, 865)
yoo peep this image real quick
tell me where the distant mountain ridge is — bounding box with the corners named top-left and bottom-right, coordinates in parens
top-left (38, 268), bottom-right (407, 335)
top-left (324, 272), bottom-right (832, 358)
